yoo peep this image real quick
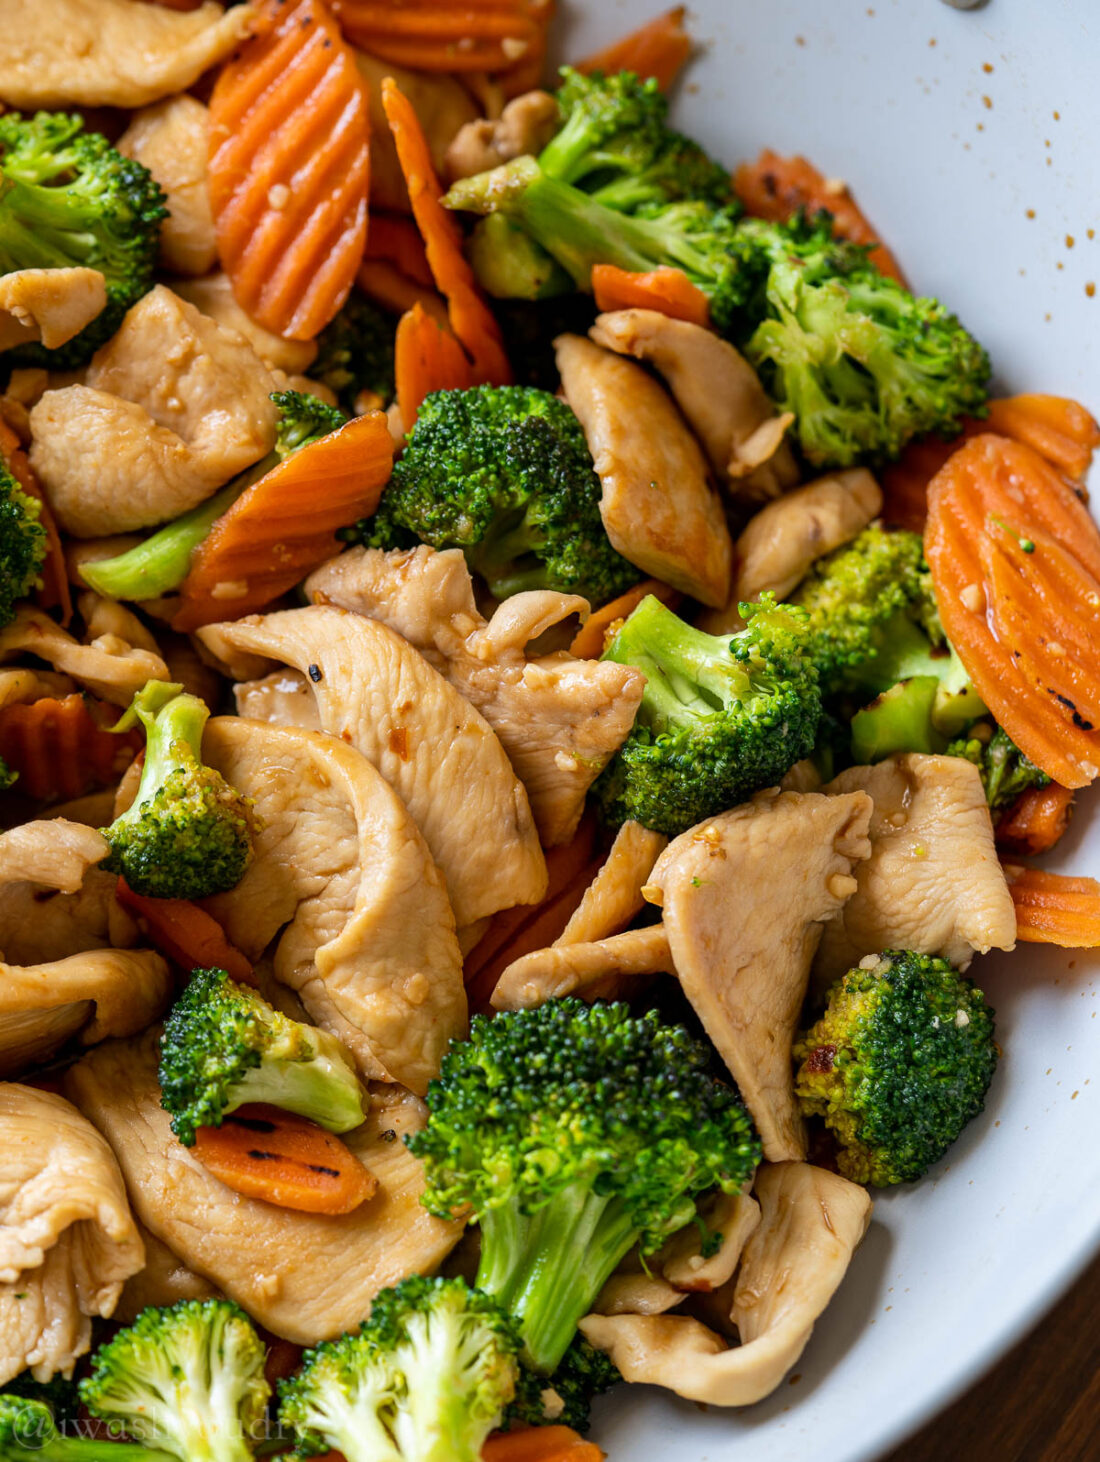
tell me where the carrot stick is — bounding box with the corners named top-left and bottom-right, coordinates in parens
top-left (591, 263), bottom-right (710, 327)
top-left (0, 418), bottom-right (71, 625)
top-left (733, 149), bottom-right (906, 284)
top-left (995, 783), bottom-right (1075, 858)
top-left (0, 694), bottom-right (141, 802)
top-left (114, 878), bottom-right (256, 986)
top-left (576, 6), bottom-right (692, 92)
top-left (394, 303), bottom-right (475, 432)
top-left (482, 1426), bottom-right (605, 1462)
top-left (381, 78), bottom-right (512, 387)
top-left (192, 1103), bottom-right (377, 1214)
top-left (570, 578), bottom-right (682, 658)
top-left (208, 0), bottom-right (370, 341)
top-left (171, 410), bottom-right (395, 632)
top-left (1003, 865), bottom-right (1100, 948)
top-left (332, 0), bottom-right (552, 77)
top-left (365, 212), bottom-right (434, 289)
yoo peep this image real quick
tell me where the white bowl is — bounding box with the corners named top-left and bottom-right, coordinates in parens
top-left (562, 2), bottom-right (1100, 1457)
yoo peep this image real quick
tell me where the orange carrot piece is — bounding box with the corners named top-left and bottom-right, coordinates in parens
top-left (592, 263), bottom-right (710, 327)
top-left (1004, 865), bottom-right (1100, 948)
top-left (482, 1426), bottom-right (605, 1462)
top-left (879, 432), bottom-right (960, 534)
top-left (356, 259), bottom-right (448, 323)
top-left (332, 0), bottom-right (552, 76)
top-left (996, 782), bottom-right (1075, 858)
top-left (171, 410), bottom-right (395, 632)
top-left (193, 1103), bottom-right (377, 1214)
top-left (382, 78), bottom-right (512, 386)
top-left (259, 1332), bottom-right (305, 1388)
top-left (395, 303), bottom-right (475, 431)
top-left (576, 6), bottom-right (691, 91)
top-left (924, 433), bottom-right (1100, 788)
top-left (115, 878), bottom-right (256, 986)
top-left (208, 0), bottom-right (370, 340)
top-left (570, 577), bottom-right (682, 658)
top-left (733, 149), bottom-right (906, 284)
top-left (0, 695), bottom-right (141, 802)
top-left (0, 417), bottom-right (71, 624)
top-left (985, 394), bottom-right (1100, 481)
top-left (365, 211), bottom-right (434, 288)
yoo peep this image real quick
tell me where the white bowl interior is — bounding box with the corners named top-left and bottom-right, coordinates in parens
top-left (558, 2), bottom-right (1100, 1457)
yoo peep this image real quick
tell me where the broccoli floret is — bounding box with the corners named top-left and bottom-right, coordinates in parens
top-left (0, 460), bottom-right (46, 628)
top-left (408, 998), bottom-right (760, 1374)
top-left (0, 111), bottom-right (166, 367)
top-left (593, 593), bottom-right (822, 836)
top-left (794, 950), bottom-right (998, 1186)
top-left (79, 1300), bottom-right (270, 1462)
top-left (158, 966), bottom-right (367, 1147)
top-left (311, 292), bottom-right (396, 413)
top-left (101, 682), bottom-right (257, 900)
top-left (508, 1336), bottom-right (620, 1434)
top-left (271, 388), bottom-right (348, 458)
top-left (277, 1276), bottom-right (520, 1462)
top-left (0, 1396), bottom-right (167, 1462)
top-left (2, 1377), bottom-right (80, 1432)
top-left (359, 385), bottom-right (641, 605)
top-left (946, 724), bottom-right (1050, 811)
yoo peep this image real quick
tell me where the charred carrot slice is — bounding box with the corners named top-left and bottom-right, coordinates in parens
top-left (570, 577), bottom-right (682, 658)
top-left (365, 211), bottom-right (434, 289)
top-left (171, 411), bottom-right (395, 632)
top-left (733, 149), bottom-right (906, 284)
top-left (115, 878), bottom-right (256, 986)
top-left (0, 418), bottom-right (71, 624)
top-left (382, 78), bottom-right (512, 387)
top-left (0, 695), bottom-right (141, 801)
top-left (394, 303), bottom-right (475, 431)
top-left (986, 394), bottom-right (1100, 481)
top-left (482, 1426), bottom-right (605, 1462)
top-left (924, 433), bottom-right (1100, 788)
top-left (996, 782), bottom-right (1075, 858)
top-left (591, 263), bottom-right (710, 327)
top-left (1003, 865), bottom-right (1100, 948)
top-left (576, 5), bottom-right (691, 91)
top-left (193, 1103), bottom-right (377, 1214)
top-left (208, 0), bottom-right (370, 341)
top-left (332, 0), bottom-right (552, 76)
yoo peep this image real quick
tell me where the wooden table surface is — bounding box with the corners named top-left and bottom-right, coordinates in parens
top-left (884, 1248), bottom-right (1100, 1461)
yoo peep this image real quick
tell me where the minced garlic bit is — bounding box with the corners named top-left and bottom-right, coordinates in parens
top-left (959, 582), bottom-right (984, 613)
top-left (267, 182), bottom-right (290, 211)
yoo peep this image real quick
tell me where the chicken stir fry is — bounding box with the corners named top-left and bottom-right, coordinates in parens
top-left (0, 3), bottom-right (1095, 1456)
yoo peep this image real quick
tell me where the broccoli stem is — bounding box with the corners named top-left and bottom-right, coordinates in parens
top-left (605, 595), bottom-right (754, 727)
top-left (476, 1185), bottom-right (639, 1374)
top-left (118, 687), bottom-right (207, 823)
top-left (229, 1054), bottom-right (367, 1134)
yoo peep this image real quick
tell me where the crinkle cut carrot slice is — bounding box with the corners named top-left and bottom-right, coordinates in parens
top-left (995, 782), bottom-right (1075, 858)
top-left (591, 263), bottom-right (710, 327)
top-left (0, 694), bottom-right (142, 802)
top-left (1004, 865), bottom-right (1100, 948)
top-left (332, 0), bottom-right (553, 76)
top-left (576, 5), bottom-right (691, 92)
top-left (394, 302), bottom-right (474, 432)
top-left (208, 0), bottom-right (370, 340)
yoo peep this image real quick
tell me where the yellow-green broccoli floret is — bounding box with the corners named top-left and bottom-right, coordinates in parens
top-left (946, 724), bottom-right (1050, 811)
top-left (158, 966), bottom-right (367, 1147)
top-left (101, 682), bottom-right (257, 900)
top-left (0, 460), bottom-right (47, 629)
top-left (277, 1276), bottom-right (520, 1462)
top-left (794, 950), bottom-right (998, 1187)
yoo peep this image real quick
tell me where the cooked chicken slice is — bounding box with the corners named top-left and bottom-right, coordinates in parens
top-left (0, 1083), bottom-right (143, 1383)
top-left (444, 91), bottom-right (561, 181)
top-left (580, 1162), bottom-right (871, 1405)
top-left (697, 468), bottom-right (882, 635)
top-left (0, 0), bottom-right (251, 110)
top-left (0, 606), bottom-right (169, 705)
top-left (589, 310), bottom-right (798, 494)
top-left (491, 925), bottom-right (672, 1010)
top-left (815, 754), bottom-right (1017, 988)
top-left (305, 546), bottom-right (645, 845)
top-left (200, 607), bottom-right (547, 926)
top-left (0, 269), bottom-right (107, 353)
top-left (0, 949), bottom-right (171, 1078)
top-left (593, 1255), bottom-right (685, 1318)
top-left (0, 819), bottom-right (107, 892)
top-left (114, 1221), bottom-right (221, 1327)
top-left (558, 820), bottom-right (667, 944)
top-left (554, 334), bottom-right (732, 607)
top-left (173, 274), bottom-right (318, 376)
top-left (66, 1035), bottom-right (463, 1345)
top-left (202, 718), bottom-right (465, 1093)
top-left (658, 1192), bottom-right (761, 1294)
top-left (649, 789), bottom-right (873, 1161)
top-left (118, 96), bottom-right (216, 278)
top-left (234, 669), bottom-right (321, 729)
top-left (31, 287), bottom-right (278, 536)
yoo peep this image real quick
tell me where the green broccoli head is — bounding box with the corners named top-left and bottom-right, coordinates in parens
top-left (0, 111), bottom-right (166, 367)
top-left (794, 950), bottom-right (998, 1186)
top-left (277, 1276), bottom-right (520, 1462)
top-left (101, 682), bottom-right (257, 900)
top-left (79, 1299), bottom-right (270, 1462)
top-left (593, 593), bottom-right (822, 837)
top-left (408, 998), bottom-right (760, 1373)
top-left (508, 1335), bottom-right (621, 1434)
top-left (361, 385), bottom-right (641, 605)
top-left (1, 1377), bottom-right (81, 1433)
top-left (311, 291), bottom-right (397, 412)
top-left (0, 1394), bottom-right (168, 1462)
top-left (270, 388), bottom-right (348, 459)
top-left (0, 460), bottom-right (46, 629)
top-left (158, 966), bottom-right (367, 1147)
top-left (946, 725), bottom-right (1050, 811)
